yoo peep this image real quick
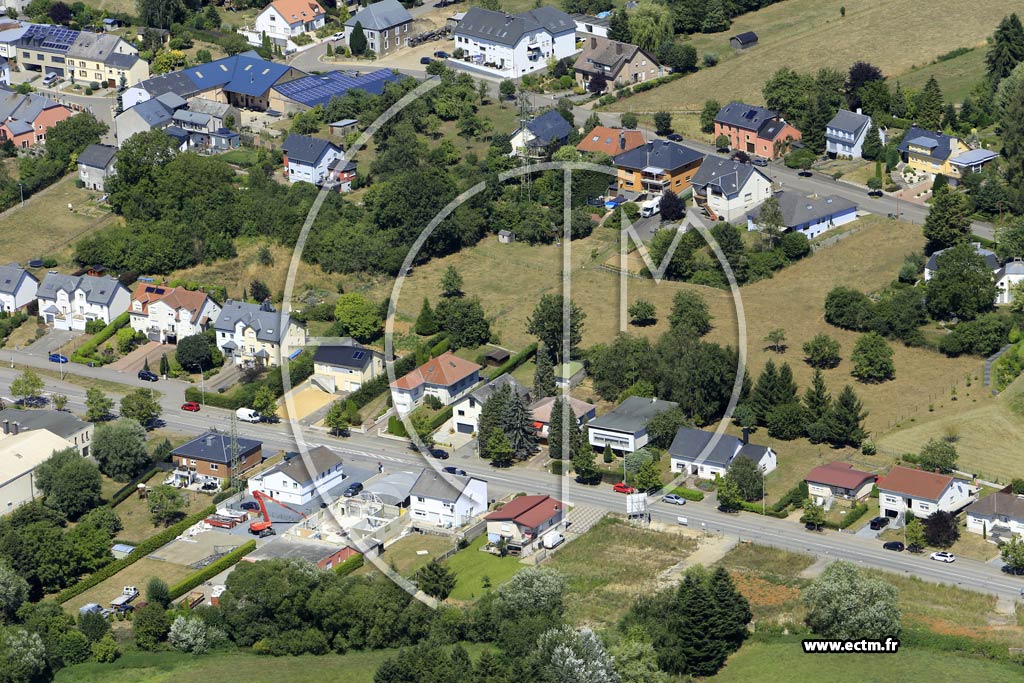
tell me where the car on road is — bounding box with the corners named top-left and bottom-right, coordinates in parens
top-left (343, 482), bottom-right (364, 497)
top-left (433, 50), bottom-right (449, 59)
top-left (867, 189), bottom-right (884, 197)
top-left (138, 370), bottom-right (159, 382)
top-left (180, 401), bottom-right (201, 412)
top-left (428, 448), bottom-right (450, 459)
top-left (442, 466), bottom-right (467, 476)
top-left (666, 133), bottom-right (683, 142)
top-left (613, 482), bottom-right (636, 494)
top-left (332, 32), bottom-right (345, 40)
top-left (240, 501), bottom-right (259, 511)
top-left (662, 493), bottom-right (686, 505)
top-left (420, 56), bottom-right (434, 65)
top-left (930, 551), bottom-right (956, 563)
top-left (48, 353), bottom-right (68, 363)
top-left (751, 157), bottom-right (768, 167)
top-left (869, 516), bottom-right (890, 531)
top-left (882, 541), bottom-right (905, 552)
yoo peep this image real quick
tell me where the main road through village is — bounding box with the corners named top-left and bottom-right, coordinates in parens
top-left (2, 351), bottom-right (1021, 603)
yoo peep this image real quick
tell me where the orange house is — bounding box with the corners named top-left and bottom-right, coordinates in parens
top-left (0, 92), bottom-right (73, 148)
top-left (713, 101), bottom-right (801, 160)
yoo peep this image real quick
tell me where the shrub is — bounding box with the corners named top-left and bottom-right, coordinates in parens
top-left (335, 553), bottom-right (364, 577)
top-left (669, 487), bottom-right (705, 501)
top-left (72, 312), bottom-right (131, 364)
top-left (85, 319), bottom-right (106, 334)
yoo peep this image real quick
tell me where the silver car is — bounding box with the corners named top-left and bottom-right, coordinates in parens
top-left (662, 494), bottom-right (687, 505)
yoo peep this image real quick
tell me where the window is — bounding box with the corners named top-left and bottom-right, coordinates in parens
top-left (210, 463), bottom-right (219, 470)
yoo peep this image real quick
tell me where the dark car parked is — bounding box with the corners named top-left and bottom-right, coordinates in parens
top-left (869, 516), bottom-right (891, 531)
top-left (343, 482), bottom-right (364, 497)
top-left (442, 466), bottom-right (467, 476)
top-left (883, 541), bottom-right (905, 552)
top-left (428, 448), bottom-right (450, 460)
top-left (666, 133), bottom-right (683, 142)
top-left (138, 370), bottom-right (159, 382)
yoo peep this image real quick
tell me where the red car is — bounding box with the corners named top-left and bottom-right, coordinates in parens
top-left (181, 401), bottom-right (201, 412)
top-left (613, 482), bottom-right (636, 494)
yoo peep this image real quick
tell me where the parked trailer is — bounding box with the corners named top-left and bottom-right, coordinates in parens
top-left (204, 514), bottom-right (238, 529)
top-left (183, 591), bottom-right (204, 609)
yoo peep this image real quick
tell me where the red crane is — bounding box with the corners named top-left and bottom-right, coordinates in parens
top-left (248, 490), bottom-right (307, 534)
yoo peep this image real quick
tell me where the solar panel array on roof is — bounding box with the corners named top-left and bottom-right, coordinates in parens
top-left (24, 24), bottom-right (80, 51)
top-left (274, 69), bottom-right (404, 108)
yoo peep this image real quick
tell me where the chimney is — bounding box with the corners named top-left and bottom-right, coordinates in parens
top-left (742, 427), bottom-right (749, 445)
top-left (1, 420), bottom-right (7, 435)
top-left (11, 422), bottom-right (19, 436)
top-left (619, 131), bottom-right (625, 149)
top-left (615, 42), bottom-right (622, 55)
top-left (856, 107), bottom-right (862, 115)
top-left (590, 36), bottom-right (596, 49)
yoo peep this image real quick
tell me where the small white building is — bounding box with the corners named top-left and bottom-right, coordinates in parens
top-left (390, 351), bottom-right (481, 415)
top-left (571, 13), bottom-right (610, 39)
top-left (246, 446), bottom-right (345, 506)
top-left (995, 259), bottom-right (1024, 305)
top-left (805, 461), bottom-right (877, 504)
top-left (245, 0), bottom-right (326, 49)
top-left (453, 5), bottom-right (577, 78)
top-left (128, 284), bottom-right (221, 344)
top-left (825, 108), bottom-right (872, 159)
top-left (747, 190), bottom-right (858, 240)
top-left (282, 133), bottom-right (344, 187)
top-left (876, 465), bottom-right (978, 520)
top-left (76, 143), bottom-right (118, 192)
top-left (586, 396), bottom-right (678, 454)
top-left (668, 426), bottom-right (776, 479)
top-left (36, 273), bottom-right (130, 332)
top-left (0, 262), bottom-right (38, 313)
top-left (965, 491), bottom-right (1024, 539)
top-left (485, 494), bottom-right (563, 549)
top-left (690, 156), bottom-right (773, 224)
top-left (409, 470), bottom-right (488, 528)
top-left (452, 374), bottom-right (530, 435)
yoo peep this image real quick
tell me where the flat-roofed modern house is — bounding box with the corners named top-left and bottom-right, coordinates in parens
top-left (36, 273), bottom-right (130, 331)
top-left (690, 155), bottom-right (772, 223)
top-left (613, 139), bottom-right (704, 197)
top-left (344, 0), bottom-right (414, 57)
top-left (453, 5), bottom-right (576, 78)
top-left (805, 461), bottom-right (877, 504)
top-left (0, 429), bottom-right (75, 515)
top-left (825, 108), bottom-right (872, 158)
top-left (0, 262), bottom-right (37, 313)
top-left (170, 431), bottom-right (263, 485)
top-left (747, 190), bottom-right (857, 239)
top-left (587, 396), bottom-right (678, 453)
top-left (668, 426), bottom-right (776, 479)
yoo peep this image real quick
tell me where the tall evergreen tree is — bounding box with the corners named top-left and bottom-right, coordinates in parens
top-left (707, 567), bottom-right (752, 649)
top-left (1000, 65), bottom-right (1024, 196)
top-left (891, 81), bottom-right (908, 118)
top-left (750, 359), bottom-right (780, 424)
top-left (477, 385), bottom-right (511, 459)
top-left (824, 385), bottom-right (868, 447)
top-left (801, 94), bottom-right (832, 154)
top-left (533, 345), bottom-right (556, 398)
top-left (607, 9), bottom-right (632, 43)
top-left (915, 77), bottom-right (945, 129)
top-left (349, 21), bottom-right (367, 55)
top-left (504, 391), bottom-right (537, 459)
top-left (802, 369), bottom-right (832, 422)
top-left (486, 429), bottom-right (515, 467)
top-left (942, 102), bottom-right (958, 131)
top-left (547, 397), bottom-right (582, 461)
top-left (776, 362), bottom-right (799, 406)
top-left (861, 123), bottom-right (883, 160)
top-left (414, 297), bottom-right (439, 336)
top-left (986, 13), bottom-right (1024, 84)
top-left (923, 189), bottom-right (971, 252)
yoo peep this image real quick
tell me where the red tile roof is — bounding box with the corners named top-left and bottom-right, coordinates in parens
top-left (131, 284), bottom-right (210, 323)
top-left (805, 462), bottom-right (876, 490)
top-left (576, 126), bottom-right (645, 156)
top-left (390, 351), bottom-right (481, 391)
top-left (485, 494), bottom-right (562, 528)
top-left (271, 0), bottom-right (324, 22)
top-left (876, 465), bottom-right (954, 501)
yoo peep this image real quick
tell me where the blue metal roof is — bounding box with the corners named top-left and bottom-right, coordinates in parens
top-left (182, 52), bottom-right (292, 98)
top-left (950, 148), bottom-right (999, 166)
top-left (273, 69), bottom-right (404, 108)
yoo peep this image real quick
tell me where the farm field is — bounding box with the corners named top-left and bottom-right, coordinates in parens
top-left (609, 0), bottom-right (1019, 112)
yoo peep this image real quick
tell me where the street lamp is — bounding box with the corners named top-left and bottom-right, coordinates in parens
top-left (191, 364), bottom-right (205, 405)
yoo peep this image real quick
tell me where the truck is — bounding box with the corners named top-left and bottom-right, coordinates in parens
top-left (110, 585), bottom-right (139, 611)
top-left (640, 195), bottom-right (661, 218)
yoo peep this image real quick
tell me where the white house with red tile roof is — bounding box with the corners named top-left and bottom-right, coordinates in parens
top-left (876, 465), bottom-right (978, 520)
top-left (485, 494), bottom-right (563, 547)
top-left (805, 462), bottom-right (876, 503)
top-left (128, 284), bottom-right (222, 344)
top-left (529, 395), bottom-right (596, 441)
top-left (390, 351), bottom-right (482, 414)
top-left (249, 0), bottom-right (326, 49)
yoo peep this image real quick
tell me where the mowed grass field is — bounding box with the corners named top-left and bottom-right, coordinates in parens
top-left (61, 558), bottom-right (194, 616)
top-left (0, 175), bottom-right (119, 266)
top-left (609, 0), bottom-right (1020, 112)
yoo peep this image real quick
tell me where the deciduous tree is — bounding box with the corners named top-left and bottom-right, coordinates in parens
top-left (333, 293), bottom-right (383, 343)
top-left (918, 439), bottom-right (958, 473)
top-left (802, 561), bottom-right (900, 639)
top-left (120, 388), bottom-right (162, 425)
top-left (527, 294), bottom-right (585, 363)
top-left (34, 447), bottom-right (102, 520)
top-left (667, 290), bottom-right (711, 337)
top-left (851, 332), bottom-right (895, 382)
top-left (923, 510), bottom-right (959, 547)
top-left (803, 333), bottom-right (841, 368)
top-left (93, 418), bottom-right (150, 482)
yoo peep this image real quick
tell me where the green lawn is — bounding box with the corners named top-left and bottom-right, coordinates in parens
top-left (898, 47), bottom-right (989, 104)
top-left (712, 639), bottom-right (1024, 683)
top-left (218, 148), bottom-right (262, 168)
top-left (445, 535), bottom-right (525, 602)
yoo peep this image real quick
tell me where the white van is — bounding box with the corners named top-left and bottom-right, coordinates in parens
top-left (640, 195), bottom-right (661, 218)
top-left (541, 531), bottom-right (565, 549)
top-left (236, 408), bottom-right (261, 423)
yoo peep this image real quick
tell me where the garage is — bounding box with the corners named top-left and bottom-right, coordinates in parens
top-left (44, 66), bottom-right (64, 77)
top-left (456, 422), bottom-right (474, 434)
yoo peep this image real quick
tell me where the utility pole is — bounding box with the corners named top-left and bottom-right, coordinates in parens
top-left (229, 413), bottom-right (240, 492)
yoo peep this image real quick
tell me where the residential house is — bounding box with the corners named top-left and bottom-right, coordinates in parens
top-left (65, 31), bottom-right (148, 88)
top-left (0, 408), bottom-right (93, 456)
top-left (408, 470), bottom-right (488, 527)
top-left (245, 536), bottom-right (359, 569)
top-left (714, 101), bottom-right (801, 160)
top-left (170, 431), bottom-right (262, 486)
top-left (923, 242), bottom-right (998, 281)
top-left (485, 494), bottom-right (563, 550)
top-left (246, 445), bottom-right (346, 505)
top-left (364, 469), bottom-right (420, 506)
top-left (0, 20), bottom-right (27, 61)
top-left (729, 31), bottom-right (758, 49)
top-left (825, 108), bottom-right (872, 158)
top-left (747, 190), bottom-right (857, 239)
top-left (0, 262), bottom-right (38, 313)
top-left (573, 36), bottom-right (663, 90)
top-left (114, 92), bottom-right (182, 144)
top-left (311, 340), bottom-right (384, 393)
top-left (453, 5), bottom-right (576, 78)
top-left (212, 299), bottom-right (307, 367)
top-left (996, 260), bottom-right (1024, 306)
top-left (14, 24), bottom-right (83, 78)
top-left (690, 156), bottom-right (772, 222)
top-left (668, 426), bottom-right (777, 479)
top-left (876, 465), bottom-right (978, 520)
top-left (571, 13), bottom-right (610, 39)
top-left (896, 126), bottom-right (977, 180)
top-left (509, 109), bottom-right (572, 158)
top-left (0, 429), bottom-right (74, 515)
top-left (389, 350), bottom-right (481, 414)
top-left (0, 86), bottom-right (72, 147)
top-left (246, 0), bottom-right (326, 50)
top-left (36, 273), bottom-right (130, 332)
top-left (452, 374), bottom-right (530, 435)
top-left (76, 143), bottom-right (117, 191)
top-left (529, 395), bottom-right (596, 441)
top-left (613, 139), bottom-right (704, 197)
top-left (281, 133), bottom-right (344, 186)
top-left (805, 461), bottom-right (877, 504)
top-left (576, 125), bottom-right (644, 156)
top-left (344, 0), bottom-right (414, 57)
top-left (269, 69), bottom-right (404, 114)
top-left (965, 490), bottom-right (1024, 539)
top-left (586, 396), bottom-right (679, 453)
top-left (128, 284), bottom-right (221, 344)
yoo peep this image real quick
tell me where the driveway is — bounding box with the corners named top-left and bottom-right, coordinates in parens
top-left (108, 341), bottom-right (174, 373)
top-left (26, 328), bottom-right (77, 356)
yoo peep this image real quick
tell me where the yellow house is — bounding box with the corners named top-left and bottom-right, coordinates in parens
top-left (613, 139), bottom-right (704, 196)
top-left (66, 33), bottom-right (150, 88)
top-left (213, 300), bottom-right (307, 367)
top-left (897, 125), bottom-right (970, 178)
top-left (311, 342), bottom-right (384, 393)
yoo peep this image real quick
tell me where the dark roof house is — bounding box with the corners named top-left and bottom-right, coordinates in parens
top-left (588, 396), bottom-right (679, 433)
top-left (312, 342), bottom-right (379, 370)
top-left (667, 426), bottom-right (773, 472)
top-left (747, 190), bottom-right (857, 230)
top-left (520, 109), bottom-right (572, 148)
top-left (826, 108), bottom-right (871, 138)
top-left (76, 143), bottom-right (118, 169)
top-left (613, 139), bottom-right (703, 172)
top-left (0, 409), bottom-right (89, 440)
top-left (456, 6), bottom-right (575, 46)
top-left (574, 36), bottom-right (656, 82)
top-left (282, 133), bottom-right (340, 165)
top-left (690, 156), bottom-right (766, 197)
top-left (897, 126), bottom-right (956, 162)
top-left (344, 0), bottom-right (413, 31)
top-left (925, 242), bottom-right (999, 274)
top-left (171, 431), bottom-right (262, 464)
top-left (213, 300), bottom-right (294, 344)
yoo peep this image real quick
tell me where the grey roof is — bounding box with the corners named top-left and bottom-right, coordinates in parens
top-left (154, 92), bottom-right (187, 110)
top-left (364, 469), bottom-right (420, 505)
top-left (5, 120), bottom-right (31, 136)
top-left (966, 491), bottom-right (1024, 520)
top-left (826, 108), bottom-right (870, 137)
top-left (130, 70), bottom-right (201, 100)
top-left (312, 341), bottom-right (377, 370)
top-left (571, 13), bottom-right (611, 27)
top-left (997, 259), bottom-right (1024, 279)
top-left (76, 143), bottom-right (117, 169)
top-left (410, 469), bottom-right (477, 503)
top-left (124, 97), bottom-right (173, 127)
top-left (172, 109), bottom-right (212, 126)
top-left (690, 156), bottom-right (765, 197)
top-left (67, 32), bottom-right (132, 62)
top-left (748, 190), bottom-right (857, 228)
top-left (212, 299), bottom-right (294, 343)
top-left (468, 374), bottom-right (530, 404)
top-left (37, 273), bottom-right (126, 306)
top-left (282, 133), bottom-right (339, 165)
top-left (714, 101), bottom-right (778, 131)
top-left (926, 243), bottom-right (999, 273)
top-left (456, 5), bottom-right (574, 47)
top-left (587, 396), bottom-right (679, 433)
top-left (523, 109), bottom-right (572, 147)
top-left (171, 430), bottom-right (261, 464)
top-left (329, 118), bottom-right (358, 128)
top-left (731, 31), bottom-right (758, 45)
top-left (897, 125), bottom-right (954, 162)
top-left (247, 537), bottom-right (352, 564)
top-left (0, 90), bottom-right (63, 126)
top-left (260, 445), bottom-right (342, 487)
top-left (575, 37), bottom-right (646, 79)
top-left (0, 408), bottom-right (88, 440)
top-left (950, 148), bottom-right (999, 166)
top-left (188, 98), bottom-right (231, 118)
top-left (344, 0), bottom-right (412, 31)
top-left (667, 426), bottom-right (770, 467)
top-left (614, 139), bottom-right (704, 172)
top-left (0, 263), bottom-right (35, 295)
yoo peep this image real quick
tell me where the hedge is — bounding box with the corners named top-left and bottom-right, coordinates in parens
top-left (56, 504), bottom-right (216, 604)
top-left (347, 354), bottom-right (418, 409)
top-left (108, 467), bottom-right (161, 507)
top-left (485, 343), bottom-right (538, 381)
top-left (335, 553), bottom-right (364, 577)
top-left (185, 386), bottom-right (243, 409)
top-left (770, 481), bottom-right (809, 514)
top-left (387, 415), bottom-right (408, 437)
top-left (430, 337), bottom-right (451, 357)
top-left (827, 502), bottom-right (869, 530)
top-left (669, 487), bottom-right (705, 502)
top-left (739, 500), bottom-right (789, 518)
top-left (427, 405), bottom-right (453, 431)
top-left (71, 312), bottom-right (131, 365)
top-left (168, 540), bottom-right (256, 600)
top-left (212, 486), bottom-right (240, 504)
top-left (550, 460), bottom-right (563, 475)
